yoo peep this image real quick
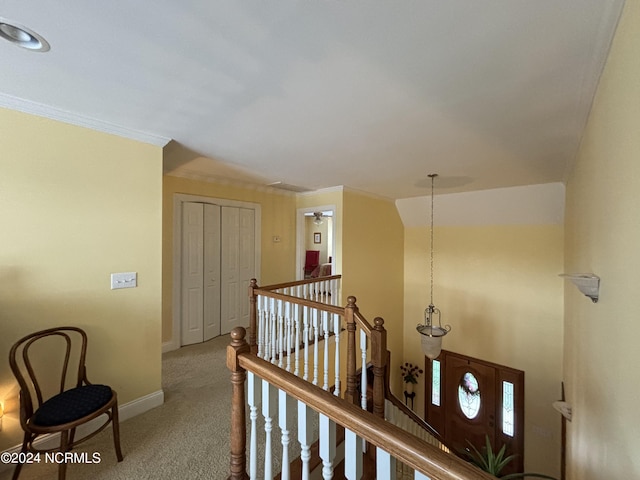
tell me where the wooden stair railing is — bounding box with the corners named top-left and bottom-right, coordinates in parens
top-left (248, 278), bottom-right (387, 421)
top-left (228, 327), bottom-right (495, 480)
top-left (245, 277), bottom-right (452, 477)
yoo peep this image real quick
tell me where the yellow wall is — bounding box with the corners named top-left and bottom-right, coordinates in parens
top-left (0, 108), bottom-right (163, 450)
top-left (341, 190), bottom-right (405, 386)
top-left (403, 224), bottom-right (564, 476)
top-left (162, 175), bottom-right (298, 343)
top-left (564, 1), bottom-right (640, 478)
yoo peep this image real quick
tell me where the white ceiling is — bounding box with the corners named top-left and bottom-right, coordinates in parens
top-left (0, 1), bottom-right (625, 199)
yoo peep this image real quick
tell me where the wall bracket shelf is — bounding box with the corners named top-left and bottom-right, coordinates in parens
top-left (559, 273), bottom-right (600, 303)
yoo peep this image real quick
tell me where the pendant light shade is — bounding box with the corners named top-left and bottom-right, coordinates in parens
top-left (416, 174), bottom-right (451, 360)
top-left (417, 304), bottom-right (450, 360)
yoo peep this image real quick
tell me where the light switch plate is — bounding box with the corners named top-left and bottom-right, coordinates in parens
top-left (111, 272), bottom-right (137, 290)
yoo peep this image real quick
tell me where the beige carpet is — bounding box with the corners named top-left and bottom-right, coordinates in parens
top-left (2, 334), bottom-right (238, 480)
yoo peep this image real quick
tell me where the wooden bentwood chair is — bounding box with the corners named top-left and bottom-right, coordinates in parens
top-left (9, 326), bottom-right (123, 480)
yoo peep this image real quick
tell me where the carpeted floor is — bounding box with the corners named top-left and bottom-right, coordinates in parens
top-left (2, 334), bottom-right (237, 480)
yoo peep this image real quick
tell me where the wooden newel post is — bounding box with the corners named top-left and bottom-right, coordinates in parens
top-left (248, 279), bottom-right (258, 353)
top-left (371, 317), bottom-right (387, 419)
top-left (227, 327), bottom-right (250, 480)
top-left (344, 296), bottom-right (358, 405)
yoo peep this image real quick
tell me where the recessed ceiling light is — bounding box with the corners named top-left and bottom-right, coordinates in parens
top-left (0, 19), bottom-right (50, 52)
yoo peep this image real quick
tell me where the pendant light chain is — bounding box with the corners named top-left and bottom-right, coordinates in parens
top-left (417, 173), bottom-right (450, 360)
top-left (429, 173), bottom-right (436, 306)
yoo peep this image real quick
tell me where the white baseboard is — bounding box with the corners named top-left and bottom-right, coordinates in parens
top-left (0, 389), bottom-right (164, 473)
top-left (162, 340), bottom-right (178, 353)
top-left (118, 390), bottom-right (164, 422)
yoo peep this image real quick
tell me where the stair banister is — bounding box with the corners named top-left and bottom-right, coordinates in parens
top-left (227, 327), bottom-right (496, 480)
top-left (249, 278), bottom-right (387, 421)
top-left (344, 295), bottom-right (358, 405)
top-left (226, 327), bottom-right (250, 480)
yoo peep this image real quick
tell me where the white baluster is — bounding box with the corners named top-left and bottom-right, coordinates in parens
top-left (277, 299), bottom-right (284, 369)
top-left (247, 372), bottom-right (261, 480)
top-left (262, 296), bottom-right (270, 360)
top-left (285, 300), bottom-right (292, 372)
top-left (319, 414), bottom-right (336, 480)
top-left (262, 380), bottom-right (277, 480)
top-left (313, 308), bottom-right (320, 386)
top-left (297, 401), bottom-right (312, 480)
top-left (294, 302), bottom-right (300, 376)
top-left (333, 313), bottom-right (341, 396)
top-left (330, 278), bottom-right (338, 305)
top-left (303, 303), bottom-right (310, 381)
top-left (257, 295), bottom-right (263, 358)
top-left (360, 330), bottom-right (368, 410)
top-left (344, 429), bottom-right (363, 480)
top-left (270, 298), bottom-right (277, 364)
top-left (377, 449), bottom-right (397, 480)
top-left (323, 310), bottom-right (330, 391)
top-left (278, 389), bottom-right (291, 480)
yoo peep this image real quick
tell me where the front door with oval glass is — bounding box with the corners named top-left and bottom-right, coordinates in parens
top-left (425, 351), bottom-right (524, 475)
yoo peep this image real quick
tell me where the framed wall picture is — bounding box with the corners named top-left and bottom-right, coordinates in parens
top-left (314, 232), bottom-right (321, 244)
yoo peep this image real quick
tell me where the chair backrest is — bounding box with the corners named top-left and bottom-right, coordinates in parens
top-left (305, 250), bottom-right (320, 268)
top-left (9, 327), bottom-right (89, 425)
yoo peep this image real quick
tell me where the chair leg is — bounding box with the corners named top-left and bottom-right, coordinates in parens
top-left (59, 430), bottom-right (69, 480)
top-left (111, 403), bottom-right (124, 462)
top-left (11, 433), bottom-right (29, 480)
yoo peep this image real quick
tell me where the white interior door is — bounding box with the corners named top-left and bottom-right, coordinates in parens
top-left (181, 202), bottom-right (255, 344)
top-left (181, 202), bottom-right (205, 346)
top-left (203, 204), bottom-right (221, 341)
top-left (221, 206), bottom-right (255, 334)
top-left (238, 207), bottom-right (255, 330)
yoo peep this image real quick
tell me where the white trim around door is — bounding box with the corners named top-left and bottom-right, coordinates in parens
top-left (168, 193), bottom-right (261, 352)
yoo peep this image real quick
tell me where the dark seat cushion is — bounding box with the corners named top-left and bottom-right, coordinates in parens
top-left (33, 384), bottom-right (113, 427)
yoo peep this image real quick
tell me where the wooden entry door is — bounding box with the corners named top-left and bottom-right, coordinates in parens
top-left (445, 356), bottom-right (496, 455)
top-left (425, 350), bottom-right (524, 475)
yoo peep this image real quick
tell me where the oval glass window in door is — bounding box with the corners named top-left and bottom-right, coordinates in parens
top-left (458, 372), bottom-right (481, 419)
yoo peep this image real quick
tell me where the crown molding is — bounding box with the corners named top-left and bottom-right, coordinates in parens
top-left (165, 169), bottom-right (298, 196)
top-left (0, 93), bottom-right (171, 147)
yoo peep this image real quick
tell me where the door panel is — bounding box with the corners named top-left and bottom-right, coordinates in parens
top-left (425, 351), bottom-right (524, 474)
top-left (181, 202), bottom-right (204, 346)
top-left (203, 204), bottom-right (221, 341)
top-left (181, 202), bottom-right (256, 343)
top-left (221, 207), bottom-right (239, 335)
top-left (444, 357), bottom-right (496, 454)
top-left (238, 208), bottom-right (255, 326)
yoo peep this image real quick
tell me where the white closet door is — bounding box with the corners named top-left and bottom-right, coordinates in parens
top-left (203, 204), bottom-right (221, 341)
top-left (221, 207), bottom-right (255, 334)
top-left (238, 208), bottom-right (255, 329)
top-left (181, 202), bottom-right (205, 346)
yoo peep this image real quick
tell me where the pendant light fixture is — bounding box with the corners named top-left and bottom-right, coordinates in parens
top-left (313, 211), bottom-right (324, 226)
top-left (416, 174), bottom-right (451, 360)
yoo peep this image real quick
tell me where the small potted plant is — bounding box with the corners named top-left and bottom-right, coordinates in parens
top-left (464, 435), bottom-right (557, 479)
top-left (400, 362), bottom-right (423, 394)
